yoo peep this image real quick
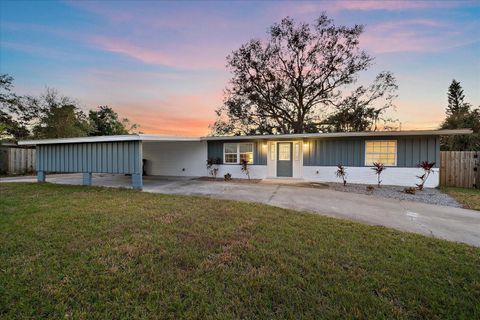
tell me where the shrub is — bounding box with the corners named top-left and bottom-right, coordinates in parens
top-left (240, 159), bottom-right (250, 180)
top-left (416, 161), bottom-right (436, 191)
top-left (335, 164), bottom-right (347, 186)
top-left (206, 157), bottom-right (221, 179)
top-left (372, 162), bottom-right (386, 187)
top-left (224, 173), bottom-right (232, 181)
top-left (366, 185), bottom-right (375, 191)
top-left (404, 187), bottom-right (416, 195)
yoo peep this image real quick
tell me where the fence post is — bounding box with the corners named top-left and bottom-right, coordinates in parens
top-left (475, 152), bottom-right (479, 189)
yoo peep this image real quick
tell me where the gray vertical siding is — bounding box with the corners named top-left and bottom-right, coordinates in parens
top-left (207, 140), bottom-right (267, 165)
top-left (303, 136), bottom-right (440, 167)
top-left (36, 141), bottom-right (142, 174)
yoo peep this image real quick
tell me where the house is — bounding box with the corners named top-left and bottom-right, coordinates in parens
top-left (18, 129), bottom-right (471, 189)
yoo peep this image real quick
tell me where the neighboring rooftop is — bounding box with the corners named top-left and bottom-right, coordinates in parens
top-left (17, 129), bottom-right (473, 145)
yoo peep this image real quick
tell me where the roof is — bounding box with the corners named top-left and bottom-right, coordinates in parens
top-left (201, 129), bottom-right (473, 141)
top-left (18, 134), bottom-right (200, 145)
top-left (17, 129), bottom-right (472, 145)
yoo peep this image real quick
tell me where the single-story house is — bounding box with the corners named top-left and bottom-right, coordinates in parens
top-left (18, 129), bottom-right (471, 189)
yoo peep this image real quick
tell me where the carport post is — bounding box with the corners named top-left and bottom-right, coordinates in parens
top-left (37, 171), bottom-right (46, 183)
top-left (131, 141), bottom-right (143, 190)
top-left (82, 172), bottom-right (92, 186)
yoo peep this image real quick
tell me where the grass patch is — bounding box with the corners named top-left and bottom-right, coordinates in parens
top-left (1, 183), bottom-right (479, 319)
top-left (442, 187), bottom-right (480, 210)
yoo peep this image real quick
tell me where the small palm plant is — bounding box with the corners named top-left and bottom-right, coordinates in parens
top-left (335, 164), bottom-right (347, 186)
top-left (416, 161), bottom-right (435, 191)
top-left (240, 159), bottom-right (250, 180)
top-left (372, 162), bottom-right (386, 187)
top-left (206, 157), bottom-right (220, 179)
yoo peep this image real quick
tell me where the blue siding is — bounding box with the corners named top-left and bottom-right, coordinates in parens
top-left (303, 136), bottom-right (440, 167)
top-left (37, 141), bottom-right (142, 174)
top-left (207, 140), bottom-right (267, 165)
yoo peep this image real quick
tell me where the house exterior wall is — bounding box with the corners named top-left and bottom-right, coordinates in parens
top-left (143, 141), bottom-right (207, 176)
top-left (303, 136), bottom-right (440, 167)
top-left (36, 141), bottom-right (142, 174)
top-left (303, 166), bottom-right (440, 188)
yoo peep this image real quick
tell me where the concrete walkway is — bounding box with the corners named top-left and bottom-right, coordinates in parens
top-left (2, 174), bottom-right (479, 247)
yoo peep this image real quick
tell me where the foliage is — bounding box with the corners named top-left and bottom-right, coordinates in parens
top-left (0, 74), bottom-right (30, 140)
top-left (366, 185), bottom-right (375, 191)
top-left (211, 14), bottom-right (397, 135)
top-left (1, 183), bottom-right (479, 319)
top-left (240, 159), bottom-right (250, 180)
top-left (416, 161), bottom-right (436, 191)
top-left (440, 79), bottom-right (480, 151)
top-left (31, 89), bottom-right (92, 139)
top-left (224, 172), bottom-right (232, 181)
top-left (89, 106), bottom-right (139, 136)
top-left (1, 74), bottom-right (140, 141)
top-left (371, 162), bottom-right (386, 187)
top-left (404, 187), bottom-right (416, 195)
top-left (206, 157), bottom-right (221, 178)
top-left (335, 164), bottom-right (347, 186)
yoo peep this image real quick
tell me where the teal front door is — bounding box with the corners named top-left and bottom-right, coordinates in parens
top-left (277, 142), bottom-right (293, 177)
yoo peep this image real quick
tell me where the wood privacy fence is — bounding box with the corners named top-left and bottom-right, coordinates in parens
top-left (440, 151), bottom-right (480, 188)
top-left (0, 147), bottom-right (36, 175)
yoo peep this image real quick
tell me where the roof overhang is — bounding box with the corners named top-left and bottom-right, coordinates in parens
top-left (18, 134), bottom-right (200, 145)
top-left (201, 129), bottom-right (473, 141)
top-left (17, 129), bottom-right (473, 145)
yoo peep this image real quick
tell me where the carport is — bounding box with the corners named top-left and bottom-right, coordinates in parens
top-left (18, 135), bottom-right (204, 190)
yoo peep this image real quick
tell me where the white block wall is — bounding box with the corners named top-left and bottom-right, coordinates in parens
top-left (303, 166), bottom-right (440, 188)
top-left (215, 165), bottom-right (267, 179)
top-left (143, 141), bottom-right (208, 177)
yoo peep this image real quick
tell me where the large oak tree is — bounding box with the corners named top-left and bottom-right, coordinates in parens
top-left (211, 14), bottom-right (397, 135)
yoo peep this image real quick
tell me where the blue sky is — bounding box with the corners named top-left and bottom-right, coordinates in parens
top-left (1, 0), bottom-right (479, 135)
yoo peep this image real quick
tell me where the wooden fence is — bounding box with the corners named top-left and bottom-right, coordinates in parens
top-left (440, 151), bottom-right (479, 188)
top-left (0, 147), bottom-right (36, 175)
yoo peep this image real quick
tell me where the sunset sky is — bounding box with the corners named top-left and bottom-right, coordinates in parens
top-left (1, 0), bottom-right (479, 136)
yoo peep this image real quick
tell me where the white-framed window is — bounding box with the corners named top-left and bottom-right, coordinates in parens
top-left (223, 143), bottom-right (254, 164)
top-left (270, 143), bottom-right (276, 161)
top-left (365, 140), bottom-right (397, 166)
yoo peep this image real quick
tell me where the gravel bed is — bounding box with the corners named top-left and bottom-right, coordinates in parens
top-left (306, 182), bottom-right (462, 207)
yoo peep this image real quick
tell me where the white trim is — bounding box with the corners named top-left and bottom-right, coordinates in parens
top-left (222, 142), bottom-right (254, 164)
top-left (18, 134), bottom-right (201, 145)
top-left (364, 140), bottom-right (397, 167)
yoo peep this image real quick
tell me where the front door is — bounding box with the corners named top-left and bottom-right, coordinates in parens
top-left (277, 142), bottom-right (293, 177)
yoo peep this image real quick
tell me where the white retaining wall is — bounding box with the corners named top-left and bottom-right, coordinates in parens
top-left (215, 165), bottom-right (268, 180)
top-left (303, 166), bottom-right (440, 188)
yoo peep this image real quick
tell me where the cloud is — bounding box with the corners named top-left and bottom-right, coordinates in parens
top-left (361, 19), bottom-right (479, 54)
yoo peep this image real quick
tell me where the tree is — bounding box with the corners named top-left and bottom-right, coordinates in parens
top-left (440, 80), bottom-right (480, 151)
top-left (211, 14), bottom-right (397, 135)
top-left (88, 106), bottom-right (139, 136)
top-left (30, 88), bottom-right (91, 139)
top-left (0, 74), bottom-right (30, 140)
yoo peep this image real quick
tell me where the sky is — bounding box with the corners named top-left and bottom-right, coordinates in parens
top-left (1, 0), bottom-right (479, 136)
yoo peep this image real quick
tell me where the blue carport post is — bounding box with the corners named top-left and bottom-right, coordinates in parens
top-left (82, 173), bottom-right (92, 186)
top-left (37, 171), bottom-right (46, 183)
top-left (132, 141), bottom-right (143, 190)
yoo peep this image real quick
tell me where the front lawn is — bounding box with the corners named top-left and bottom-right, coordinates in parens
top-left (1, 183), bottom-right (479, 319)
top-left (442, 187), bottom-right (480, 210)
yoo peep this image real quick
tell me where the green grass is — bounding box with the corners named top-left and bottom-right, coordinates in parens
top-left (1, 183), bottom-right (479, 319)
top-left (442, 187), bottom-right (480, 211)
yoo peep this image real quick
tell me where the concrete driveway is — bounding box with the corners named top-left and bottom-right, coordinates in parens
top-left (2, 173), bottom-right (480, 247)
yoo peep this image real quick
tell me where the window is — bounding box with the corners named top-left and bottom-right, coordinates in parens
top-left (224, 143), bottom-right (238, 163)
top-left (365, 140), bottom-right (397, 166)
top-left (270, 143), bottom-right (276, 161)
top-left (278, 143), bottom-right (291, 161)
top-left (239, 143), bottom-right (253, 163)
top-left (223, 143), bottom-right (254, 164)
